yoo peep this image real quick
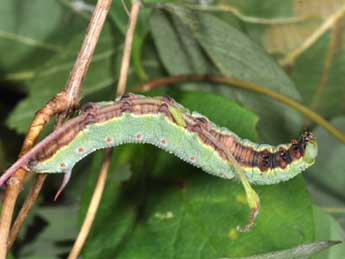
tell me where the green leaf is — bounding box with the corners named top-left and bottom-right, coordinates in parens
top-left (292, 32), bottom-right (345, 119)
top-left (307, 117), bottom-right (345, 199)
top-left (237, 0), bottom-right (345, 120)
top-left (223, 240), bottom-right (342, 259)
top-left (150, 5), bottom-right (303, 143)
top-left (6, 24), bottom-right (119, 134)
top-left (18, 206), bottom-right (78, 259)
top-left (0, 0), bottom-right (88, 72)
top-left (313, 207), bottom-right (345, 259)
top-left (80, 91), bottom-right (314, 258)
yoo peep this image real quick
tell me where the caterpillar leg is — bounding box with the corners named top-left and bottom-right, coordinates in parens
top-left (54, 170), bottom-right (72, 201)
top-left (169, 103), bottom-right (261, 231)
top-left (236, 170), bottom-right (260, 232)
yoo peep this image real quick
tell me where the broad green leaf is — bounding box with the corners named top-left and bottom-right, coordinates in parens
top-left (150, 5), bottom-right (303, 143)
top-left (313, 207), bottom-right (345, 259)
top-left (307, 117), bottom-right (345, 199)
top-left (150, 10), bottom-right (211, 75)
top-left (0, 0), bottom-right (88, 72)
top-left (80, 91), bottom-right (314, 258)
top-left (292, 31), bottom-right (345, 120)
top-left (6, 24), bottom-right (120, 134)
top-left (233, 0), bottom-right (345, 119)
top-left (18, 206), bottom-right (78, 259)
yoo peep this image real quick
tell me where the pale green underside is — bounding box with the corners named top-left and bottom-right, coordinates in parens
top-left (32, 113), bottom-right (312, 185)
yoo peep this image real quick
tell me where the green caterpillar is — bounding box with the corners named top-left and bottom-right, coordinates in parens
top-left (0, 93), bottom-right (318, 231)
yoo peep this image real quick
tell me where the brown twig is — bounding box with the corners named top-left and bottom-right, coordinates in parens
top-left (0, 92), bottom-right (68, 258)
top-left (135, 74), bottom-right (345, 143)
top-left (66, 149), bottom-right (112, 259)
top-left (7, 174), bottom-right (47, 249)
top-left (67, 1), bottom-right (141, 259)
top-left (2, 0), bottom-right (113, 255)
top-left (116, 1), bottom-right (141, 96)
top-left (57, 0), bottom-right (113, 125)
top-left (310, 21), bottom-right (339, 111)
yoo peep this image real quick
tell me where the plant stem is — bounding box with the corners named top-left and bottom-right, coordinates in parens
top-left (2, 0), bottom-right (113, 255)
top-left (67, 1), bottom-right (141, 258)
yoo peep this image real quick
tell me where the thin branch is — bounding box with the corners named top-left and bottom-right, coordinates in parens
top-left (2, 0), bottom-right (113, 255)
top-left (7, 174), bottom-right (47, 248)
top-left (182, 3), bottom-right (312, 25)
top-left (0, 92), bottom-right (68, 258)
top-left (57, 0), bottom-right (113, 125)
top-left (117, 1), bottom-right (141, 96)
top-left (67, 1), bottom-right (141, 259)
top-left (0, 30), bottom-right (63, 52)
top-left (135, 74), bottom-right (345, 143)
top-left (279, 3), bottom-right (345, 66)
top-left (321, 207), bottom-right (345, 214)
top-left (310, 21), bottom-right (339, 111)
top-left (66, 149), bottom-right (112, 259)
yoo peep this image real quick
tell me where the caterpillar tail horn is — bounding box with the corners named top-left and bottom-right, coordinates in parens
top-left (54, 170), bottom-right (72, 201)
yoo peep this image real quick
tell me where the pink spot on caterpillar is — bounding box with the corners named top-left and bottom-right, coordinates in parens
top-left (135, 133), bottom-right (143, 140)
top-left (160, 138), bottom-right (167, 146)
top-left (77, 147), bottom-right (85, 153)
top-left (105, 137), bottom-right (113, 143)
top-left (59, 162), bottom-right (66, 168)
top-left (190, 156), bottom-right (196, 161)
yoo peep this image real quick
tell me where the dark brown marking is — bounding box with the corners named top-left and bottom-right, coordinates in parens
top-left (85, 113), bottom-right (97, 125)
top-left (158, 103), bottom-right (169, 114)
top-left (120, 93), bottom-right (136, 101)
top-left (250, 151), bottom-right (260, 167)
top-left (280, 149), bottom-right (292, 164)
top-left (81, 102), bottom-right (97, 113)
top-left (162, 96), bottom-right (176, 105)
top-left (289, 143), bottom-right (302, 160)
top-left (195, 117), bottom-right (208, 126)
top-left (258, 150), bottom-right (271, 172)
top-left (274, 149), bottom-right (287, 169)
top-left (120, 101), bottom-right (131, 113)
top-left (28, 159), bottom-right (38, 169)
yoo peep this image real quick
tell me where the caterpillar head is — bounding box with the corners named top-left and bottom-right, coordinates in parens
top-left (301, 131), bottom-right (318, 165)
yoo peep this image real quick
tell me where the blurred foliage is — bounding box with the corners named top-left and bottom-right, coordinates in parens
top-left (0, 0), bottom-right (344, 258)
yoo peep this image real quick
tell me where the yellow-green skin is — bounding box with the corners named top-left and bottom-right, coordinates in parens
top-left (32, 112), bottom-right (318, 185)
